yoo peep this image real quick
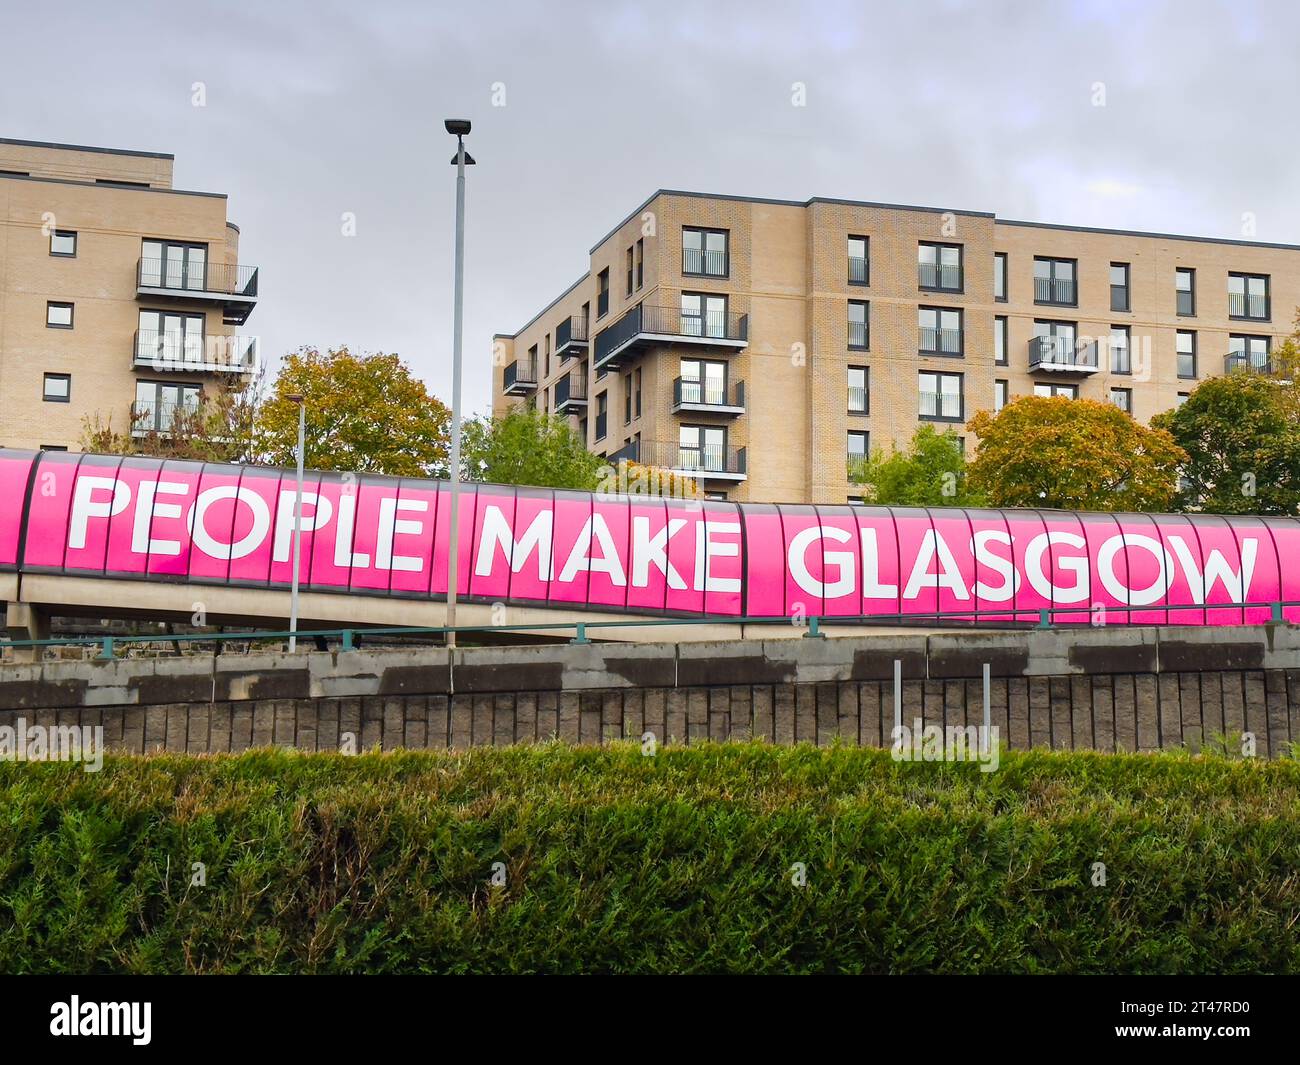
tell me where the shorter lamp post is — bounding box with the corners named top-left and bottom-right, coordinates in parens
top-left (287, 393), bottom-right (305, 653)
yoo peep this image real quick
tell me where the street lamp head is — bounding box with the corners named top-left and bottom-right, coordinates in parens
top-left (444, 119), bottom-right (471, 136)
top-left (286, 393), bottom-right (304, 404)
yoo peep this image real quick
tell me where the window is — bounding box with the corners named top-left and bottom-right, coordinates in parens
top-left (635, 238), bottom-right (644, 290)
top-left (1176, 392), bottom-right (1190, 407)
top-left (919, 306), bottom-right (962, 355)
top-left (919, 371), bottom-right (963, 420)
top-left (39, 444), bottom-right (68, 452)
top-left (1111, 387), bottom-right (1132, 413)
top-left (139, 240), bottom-right (207, 290)
top-left (681, 359), bottom-right (727, 405)
top-left (137, 310), bottom-right (206, 366)
top-left (848, 366), bottom-right (869, 415)
top-left (1228, 334), bottom-right (1271, 373)
top-left (1176, 330), bottom-right (1197, 379)
top-left (544, 334), bottom-right (551, 378)
top-left (46, 301), bottom-right (74, 328)
top-left (624, 372), bottom-right (633, 424)
top-left (597, 269), bottom-right (609, 318)
top-left (682, 227), bottom-right (728, 277)
top-left (678, 424), bottom-right (727, 471)
top-left (42, 373), bottom-right (70, 402)
top-left (918, 242), bottom-right (962, 291)
top-left (1110, 326), bottom-right (1131, 374)
top-left (1110, 263), bottom-right (1130, 312)
top-left (994, 252), bottom-right (1008, 302)
top-left (595, 392), bottom-right (608, 439)
top-left (681, 292), bottom-right (727, 337)
top-left (1031, 320), bottom-right (1088, 368)
top-left (134, 381), bottom-right (200, 432)
top-left (994, 316), bottom-right (1008, 365)
top-left (1228, 273), bottom-right (1269, 320)
top-left (527, 344), bottom-right (539, 380)
top-left (848, 300), bottom-right (869, 349)
top-left (626, 245), bottom-right (635, 296)
top-left (1034, 257), bottom-right (1077, 305)
top-left (847, 430), bottom-right (869, 473)
top-left (1034, 383), bottom-right (1077, 399)
top-left (1175, 268), bottom-right (1195, 316)
top-left (543, 387), bottom-right (550, 413)
top-left (49, 230), bottom-right (77, 257)
top-left (635, 367), bottom-right (642, 418)
top-left (995, 379), bottom-right (1008, 413)
top-left (848, 236), bottom-right (869, 285)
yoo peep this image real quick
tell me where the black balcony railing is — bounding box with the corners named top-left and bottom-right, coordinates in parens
top-left (1028, 336), bottom-right (1099, 371)
top-left (683, 247), bottom-right (727, 277)
top-left (1034, 277), bottom-right (1076, 305)
top-left (503, 359), bottom-right (537, 393)
top-left (555, 315), bottom-right (589, 355)
top-left (137, 258), bottom-right (259, 297)
top-left (130, 398), bottom-right (199, 435)
top-left (848, 256), bottom-right (868, 285)
top-left (637, 440), bottom-right (747, 477)
top-left (920, 326), bottom-right (962, 355)
top-left (1225, 350), bottom-right (1273, 375)
top-left (1228, 292), bottom-right (1268, 319)
top-left (848, 320), bottom-right (868, 349)
top-left (607, 439), bottom-right (639, 464)
top-left (673, 377), bottom-right (744, 411)
top-left (594, 303), bottom-right (748, 369)
top-left (554, 372), bottom-right (588, 408)
top-left (133, 330), bottom-right (256, 372)
top-left (918, 262), bottom-right (961, 291)
top-left (919, 390), bottom-right (963, 421)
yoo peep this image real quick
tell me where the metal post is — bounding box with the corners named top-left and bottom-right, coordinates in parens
top-left (982, 662), bottom-right (991, 754)
top-left (446, 134), bottom-right (468, 650)
top-left (288, 400), bottom-right (305, 653)
top-left (893, 658), bottom-right (902, 735)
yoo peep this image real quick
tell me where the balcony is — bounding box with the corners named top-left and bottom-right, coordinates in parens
top-left (918, 262), bottom-right (961, 291)
top-left (607, 439), bottom-right (638, 465)
top-left (634, 440), bottom-right (747, 482)
top-left (502, 360), bottom-right (537, 395)
top-left (554, 371), bottom-right (588, 413)
top-left (848, 256), bottom-right (868, 285)
top-left (671, 377), bottom-right (745, 416)
top-left (920, 326), bottom-right (962, 356)
top-left (132, 331), bottom-right (257, 374)
top-left (136, 258), bottom-right (259, 326)
top-left (683, 247), bottom-right (727, 277)
top-left (1228, 293), bottom-right (1268, 320)
top-left (593, 303), bottom-right (748, 371)
top-left (919, 391), bottom-right (963, 421)
top-left (1034, 277), bottom-right (1076, 305)
top-left (1224, 351), bottom-right (1273, 375)
top-left (130, 399), bottom-right (198, 437)
top-left (1028, 336), bottom-right (1099, 374)
top-left (555, 315), bottom-right (589, 359)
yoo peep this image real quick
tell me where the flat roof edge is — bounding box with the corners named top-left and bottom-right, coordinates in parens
top-left (996, 216), bottom-right (1300, 251)
top-left (0, 137), bottom-right (174, 160)
top-left (0, 172), bottom-right (225, 199)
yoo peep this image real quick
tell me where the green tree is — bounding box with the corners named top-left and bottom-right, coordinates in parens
top-left (256, 347), bottom-right (451, 476)
top-left (1151, 371), bottom-right (1300, 514)
top-left (851, 424), bottom-right (981, 506)
top-left (967, 396), bottom-right (1184, 511)
top-left (465, 406), bottom-right (605, 490)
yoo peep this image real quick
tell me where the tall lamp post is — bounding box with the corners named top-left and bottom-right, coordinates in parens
top-left (287, 393), bottom-right (305, 653)
top-left (444, 119), bottom-right (474, 649)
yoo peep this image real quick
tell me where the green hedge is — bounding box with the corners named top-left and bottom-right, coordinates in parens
top-left (1, 744), bottom-right (1297, 974)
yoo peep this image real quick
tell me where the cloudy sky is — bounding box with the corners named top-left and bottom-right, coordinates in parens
top-left (3, 0), bottom-right (1297, 412)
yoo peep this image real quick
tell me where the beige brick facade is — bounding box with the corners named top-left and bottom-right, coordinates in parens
top-left (493, 190), bottom-right (1300, 505)
top-left (0, 139), bottom-right (256, 451)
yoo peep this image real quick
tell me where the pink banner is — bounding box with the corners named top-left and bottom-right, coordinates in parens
top-left (0, 448), bottom-right (1292, 627)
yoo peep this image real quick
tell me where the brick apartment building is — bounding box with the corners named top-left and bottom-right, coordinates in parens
top-left (492, 189), bottom-right (1300, 504)
top-left (0, 138), bottom-right (258, 452)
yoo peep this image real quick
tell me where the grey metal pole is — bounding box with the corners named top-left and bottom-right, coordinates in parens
top-left (446, 137), bottom-right (467, 649)
top-left (289, 400), bottom-right (305, 653)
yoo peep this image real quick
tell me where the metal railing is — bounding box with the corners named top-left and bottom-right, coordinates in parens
top-left (131, 398), bottom-right (200, 435)
top-left (637, 440), bottom-right (746, 476)
top-left (1225, 350), bottom-right (1272, 374)
top-left (918, 262), bottom-right (960, 290)
top-left (1228, 292), bottom-right (1267, 319)
top-left (7, 600), bottom-right (1298, 659)
top-left (1028, 336), bottom-right (1098, 371)
top-left (137, 258), bottom-right (259, 297)
top-left (673, 376), bottom-right (744, 410)
top-left (919, 326), bottom-right (961, 355)
top-left (919, 390), bottom-right (962, 420)
top-left (503, 360), bottom-right (537, 391)
top-left (848, 256), bottom-right (868, 284)
top-left (1034, 276), bottom-right (1076, 304)
top-left (683, 246), bottom-right (727, 276)
top-left (848, 320), bottom-right (868, 348)
top-left (554, 371), bottom-right (588, 407)
top-left (555, 315), bottom-right (589, 352)
top-left (595, 303), bottom-right (749, 368)
top-left (133, 330), bottom-right (256, 372)
top-left (848, 384), bottom-right (868, 414)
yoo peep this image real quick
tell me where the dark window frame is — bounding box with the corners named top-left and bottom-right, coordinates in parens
top-left (918, 241), bottom-right (963, 293)
top-left (994, 378), bottom-right (1008, 412)
top-left (847, 428), bottom-right (870, 466)
top-left (1109, 324), bottom-right (1132, 375)
top-left (681, 226), bottom-right (730, 279)
top-left (848, 364), bottom-right (869, 416)
top-left (42, 372), bottom-right (71, 403)
top-left (596, 269), bottom-right (610, 319)
top-left (918, 305), bottom-right (964, 357)
top-left (1110, 262), bottom-right (1131, 312)
top-left (994, 252), bottom-right (1008, 302)
top-left (1175, 267), bottom-right (1196, 317)
top-left (46, 301), bottom-right (74, 329)
top-left (994, 315), bottom-right (1008, 365)
top-left (1033, 256), bottom-right (1078, 307)
top-left (1110, 387), bottom-right (1133, 413)
top-left (918, 369), bottom-right (965, 422)
top-left (50, 229), bottom-right (77, 257)
top-left (848, 235), bottom-right (869, 286)
top-left (1176, 329), bottom-right (1197, 380)
top-left (1228, 271), bottom-right (1270, 322)
top-left (848, 299), bottom-right (869, 350)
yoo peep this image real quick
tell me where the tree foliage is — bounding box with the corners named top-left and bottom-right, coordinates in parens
top-left (967, 396), bottom-right (1184, 511)
top-left (1152, 371), bottom-right (1300, 514)
top-left (850, 425), bottom-right (981, 506)
top-left (256, 347), bottom-right (451, 476)
top-left (462, 407), bottom-right (605, 490)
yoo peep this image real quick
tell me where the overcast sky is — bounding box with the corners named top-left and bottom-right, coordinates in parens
top-left (3, 0), bottom-right (1298, 412)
